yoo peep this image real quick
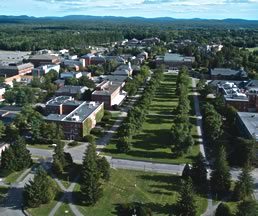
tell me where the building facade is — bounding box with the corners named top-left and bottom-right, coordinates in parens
top-left (45, 96), bottom-right (104, 140)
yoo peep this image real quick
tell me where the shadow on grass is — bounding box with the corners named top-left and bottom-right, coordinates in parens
top-left (132, 129), bottom-right (171, 150)
top-left (55, 164), bottom-right (81, 185)
top-left (113, 202), bottom-right (176, 216)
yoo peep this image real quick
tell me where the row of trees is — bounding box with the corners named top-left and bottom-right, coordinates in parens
top-left (116, 68), bottom-right (164, 153)
top-left (124, 65), bottom-right (150, 96)
top-left (171, 67), bottom-right (194, 156)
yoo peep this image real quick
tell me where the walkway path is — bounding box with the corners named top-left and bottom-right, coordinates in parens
top-left (49, 176), bottom-right (82, 216)
top-left (191, 78), bottom-right (215, 216)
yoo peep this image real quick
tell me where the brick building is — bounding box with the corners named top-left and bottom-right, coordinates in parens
top-left (29, 54), bottom-right (60, 67)
top-left (92, 81), bottom-right (126, 109)
top-left (0, 63), bottom-right (34, 77)
top-left (45, 96), bottom-right (104, 140)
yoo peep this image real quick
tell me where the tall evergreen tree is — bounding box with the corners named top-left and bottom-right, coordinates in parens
top-left (97, 157), bottom-right (110, 181)
top-left (182, 163), bottom-right (192, 180)
top-left (233, 166), bottom-right (254, 201)
top-left (191, 153), bottom-right (207, 186)
top-left (52, 140), bottom-right (66, 175)
top-left (237, 200), bottom-right (258, 216)
top-left (175, 178), bottom-right (197, 216)
top-left (24, 167), bottom-right (57, 208)
top-left (210, 146), bottom-right (231, 197)
top-left (1, 136), bottom-right (32, 171)
top-left (81, 144), bottom-right (102, 205)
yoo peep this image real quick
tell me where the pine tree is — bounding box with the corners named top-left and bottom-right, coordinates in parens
top-left (191, 153), bottom-right (207, 186)
top-left (233, 166), bottom-right (254, 201)
top-left (237, 200), bottom-right (258, 216)
top-left (97, 157), bottom-right (110, 181)
top-left (23, 167), bottom-right (57, 208)
top-left (215, 203), bottom-right (231, 216)
top-left (12, 137), bottom-right (32, 171)
top-left (1, 146), bottom-right (15, 171)
top-left (210, 146), bottom-right (231, 197)
top-left (175, 178), bottom-right (197, 216)
top-left (1, 136), bottom-right (31, 171)
top-left (81, 144), bottom-right (102, 205)
top-left (182, 163), bottom-right (192, 180)
top-left (52, 140), bottom-right (66, 175)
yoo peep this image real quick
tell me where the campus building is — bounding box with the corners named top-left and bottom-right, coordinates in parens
top-left (156, 53), bottom-right (195, 69)
top-left (92, 80), bottom-right (126, 109)
top-left (0, 63), bottom-right (34, 77)
top-left (45, 96), bottom-right (104, 140)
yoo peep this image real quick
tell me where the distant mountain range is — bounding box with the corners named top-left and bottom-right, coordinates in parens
top-left (0, 15), bottom-right (257, 25)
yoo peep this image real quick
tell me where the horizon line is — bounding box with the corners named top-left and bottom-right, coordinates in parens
top-left (0, 14), bottom-right (258, 21)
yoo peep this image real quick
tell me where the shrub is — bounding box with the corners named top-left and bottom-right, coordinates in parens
top-left (83, 134), bottom-right (96, 144)
top-left (68, 141), bottom-right (79, 147)
top-left (102, 110), bottom-right (112, 122)
top-left (91, 128), bottom-right (103, 136)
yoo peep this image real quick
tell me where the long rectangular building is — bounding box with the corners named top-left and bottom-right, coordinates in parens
top-left (45, 96), bottom-right (104, 140)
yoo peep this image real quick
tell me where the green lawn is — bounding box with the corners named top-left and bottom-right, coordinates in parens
top-left (27, 144), bottom-right (54, 150)
top-left (55, 203), bottom-right (75, 216)
top-left (27, 191), bottom-right (63, 216)
top-left (0, 169), bottom-right (26, 184)
top-left (103, 74), bottom-right (200, 164)
top-left (74, 169), bottom-right (207, 216)
top-left (0, 186), bottom-right (9, 204)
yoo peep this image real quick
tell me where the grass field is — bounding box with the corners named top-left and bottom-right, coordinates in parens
top-left (74, 169), bottom-right (207, 216)
top-left (27, 191), bottom-right (63, 216)
top-left (103, 74), bottom-right (200, 164)
top-left (0, 169), bottom-right (26, 184)
top-left (55, 203), bottom-right (75, 216)
top-left (27, 144), bottom-right (54, 150)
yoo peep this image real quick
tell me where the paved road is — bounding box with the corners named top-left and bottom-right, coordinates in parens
top-left (0, 171), bottom-right (34, 216)
top-left (108, 158), bottom-right (185, 174)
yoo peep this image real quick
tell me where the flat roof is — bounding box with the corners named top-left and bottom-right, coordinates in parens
top-left (164, 53), bottom-right (194, 62)
top-left (46, 101), bottom-right (102, 123)
top-left (238, 112), bottom-right (258, 140)
top-left (46, 96), bottom-right (83, 107)
top-left (92, 81), bottom-right (122, 96)
top-left (55, 85), bottom-right (88, 94)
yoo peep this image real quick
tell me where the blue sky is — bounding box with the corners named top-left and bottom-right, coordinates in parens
top-left (1, 0), bottom-right (258, 19)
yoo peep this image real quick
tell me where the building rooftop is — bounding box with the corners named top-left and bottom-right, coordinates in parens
top-left (46, 96), bottom-right (83, 107)
top-left (164, 53), bottom-right (195, 62)
top-left (0, 63), bottom-right (34, 71)
top-left (237, 112), bottom-right (258, 141)
top-left (29, 54), bottom-right (59, 61)
top-left (46, 101), bottom-right (102, 123)
top-left (211, 68), bottom-right (247, 78)
top-left (56, 85), bottom-right (88, 95)
top-left (92, 81), bottom-right (123, 96)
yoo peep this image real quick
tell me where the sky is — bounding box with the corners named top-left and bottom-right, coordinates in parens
top-left (1, 0), bottom-right (258, 20)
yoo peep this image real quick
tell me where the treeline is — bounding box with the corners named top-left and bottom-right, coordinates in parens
top-left (171, 67), bottom-right (194, 156)
top-left (124, 65), bottom-right (150, 96)
top-left (116, 68), bottom-right (164, 153)
top-left (0, 22), bottom-right (257, 51)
